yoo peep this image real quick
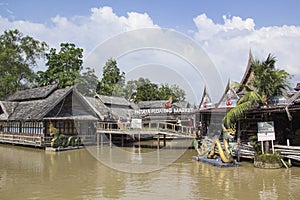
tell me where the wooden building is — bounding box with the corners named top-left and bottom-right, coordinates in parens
top-left (0, 85), bottom-right (99, 147)
top-left (196, 51), bottom-right (300, 146)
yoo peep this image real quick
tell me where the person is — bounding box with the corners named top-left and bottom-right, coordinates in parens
top-left (176, 118), bottom-right (182, 132)
top-left (117, 117), bottom-right (123, 129)
top-left (188, 118), bottom-right (193, 134)
top-left (196, 122), bottom-right (202, 139)
top-left (126, 116), bottom-right (131, 129)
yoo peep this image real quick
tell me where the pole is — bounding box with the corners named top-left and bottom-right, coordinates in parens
top-left (109, 133), bottom-right (112, 148)
top-left (157, 134), bottom-right (160, 149)
top-left (287, 139), bottom-right (291, 166)
top-left (237, 120), bottom-right (241, 162)
top-left (261, 141), bottom-right (264, 154)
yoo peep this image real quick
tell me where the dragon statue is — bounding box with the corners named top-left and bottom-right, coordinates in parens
top-left (194, 125), bottom-right (236, 163)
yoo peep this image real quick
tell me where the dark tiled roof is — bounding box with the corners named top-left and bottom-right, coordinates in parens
top-left (84, 96), bottom-right (110, 120)
top-left (138, 100), bottom-right (166, 109)
top-left (138, 100), bottom-right (191, 109)
top-left (85, 95), bottom-right (135, 120)
top-left (294, 83), bottom-right (300, 91)
top-left (6, 87), bottom-right (72, 121)
top-left (0, 101), bottom-right (18, 119)
top-left (97, 95), bottom-right (131, 106)
top-left (6, 84), bottom-right (58, 101)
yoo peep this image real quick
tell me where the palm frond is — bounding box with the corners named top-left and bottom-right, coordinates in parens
top-left (238, 90), bottom-right (263, 105)
top-left (223, 101), bottom-right (252, 128)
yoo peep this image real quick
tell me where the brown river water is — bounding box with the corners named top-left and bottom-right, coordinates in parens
top-left (0, 143), bottom-right (300, 200)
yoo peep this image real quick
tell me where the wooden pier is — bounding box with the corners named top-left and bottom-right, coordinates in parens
top-left (0, 133), bottom-right (51, 148)
top-left (95, 121), bottom-right (196, 148)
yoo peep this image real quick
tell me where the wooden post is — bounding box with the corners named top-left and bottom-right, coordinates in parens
top-left (163, 134), bottom-right (166, 146)
top-left (100, 133), bottom-right (103, 148)
top-left (109, 133), bottom-right (112, 148)
top-left (287, 139), bottom-right (291, 166)
top-left (97, 133), bottom-right (99, 147)
top-left (138, 133), bottom-right (141, 148)
top-left (261, 141), bottom-right (264, 154)
top-left (157, 134), bottom-right (160, 149)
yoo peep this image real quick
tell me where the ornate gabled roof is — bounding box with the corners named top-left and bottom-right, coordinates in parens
top-left (199, 87), bottom-right (215, 110)
top-left (217, 80), bottom-right (240, 108)
top-left (294, 83), bottom-right (300, 91)
top-left (6, 84), bottom-right (58, 102)
top-left (240, 50), bottom-right (254, 86)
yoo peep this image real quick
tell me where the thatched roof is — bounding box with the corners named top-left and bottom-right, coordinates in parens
top-left (138, 100), bottom-right (167, 109)
top-left (6, 84), bottom-right (58, 101)
top-left (138, 100), bottom-right (191, 109)
top-left (84, 95), bottom-right (135, 121)
top-left (84, 96), bottom-right (110, 120)
top-left (97, 95), bottom-right (132, 107)
top-left (3, 87), bottom-right (72, 121)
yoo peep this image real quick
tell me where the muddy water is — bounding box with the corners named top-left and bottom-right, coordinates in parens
top-left (0, 144), bottom-right (299, 200)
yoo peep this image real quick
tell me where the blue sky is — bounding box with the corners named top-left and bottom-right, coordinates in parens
top-left (1, 0), bottom-right (300, 102)
top-left (2, 0), bottom-right (300, 29)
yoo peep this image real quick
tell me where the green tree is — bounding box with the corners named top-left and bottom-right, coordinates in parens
top-left (124, 78), bottom-right (151, 101)
top-left (223, 54), bottom-right (292, 128)
top-left (251, 54), bottom-right (291, 103)
top-left (36, 43), bottom-right (83, 88)
top-left (97, 59), bottom-right (125, 96)
top-left (75, 67), bottom-right (99, 96)
top-left (135, 82), bottom-right (159, 102)
top-left (0, 29), bottom-right (48, 99)
top-left (158, 84), bottom-right (186, 102)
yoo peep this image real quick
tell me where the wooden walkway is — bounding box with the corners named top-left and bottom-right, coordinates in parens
top-left (0, 133), bottom-right (51, 148)
top-left (95, 121), bottom-right (196, 148)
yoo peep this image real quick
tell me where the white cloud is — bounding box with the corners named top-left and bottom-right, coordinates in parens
top-left (193, 14), bottom-right (300, 89)
top-left (1, 7), bottom-right (300, 102)
top-left (0, 6), bottom-right (158, 54)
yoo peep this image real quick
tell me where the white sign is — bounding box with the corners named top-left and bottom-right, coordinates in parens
top-left (131, 118), bottom-right (142, 129)
top-left (257, 132), bottom-right (276, 141)
top-left (257, 121), bottom-right (276, 141)
top-left (134, 108), bottom-right (194, 115)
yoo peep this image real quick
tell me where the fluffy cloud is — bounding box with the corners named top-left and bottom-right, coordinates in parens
top-left (0, 6), bottom-right (158, 55)
top-left (1, 7), bottom-right (299, 102)
top-left (193, 14), bottom-right (300, 88)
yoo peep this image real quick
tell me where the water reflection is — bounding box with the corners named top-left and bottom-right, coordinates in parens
top-left (0, 144), bottom-right (300, 200)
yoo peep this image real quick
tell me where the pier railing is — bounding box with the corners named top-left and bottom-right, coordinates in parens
top-left (97, 121), bottom-right (196, 137)
top-left (0, 133), bottom-right (50, 147)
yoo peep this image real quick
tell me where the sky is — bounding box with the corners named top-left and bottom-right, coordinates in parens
top-left (1, 0), bottom-right (300, 103)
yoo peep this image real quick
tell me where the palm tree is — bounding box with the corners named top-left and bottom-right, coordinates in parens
top-left (223, 84), bottom-right (262, 128)
top-left (223, 54), bottom-right (292, 128)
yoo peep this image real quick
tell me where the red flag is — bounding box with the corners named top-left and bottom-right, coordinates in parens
top-left (165, 96), bottom-right (172, 108)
